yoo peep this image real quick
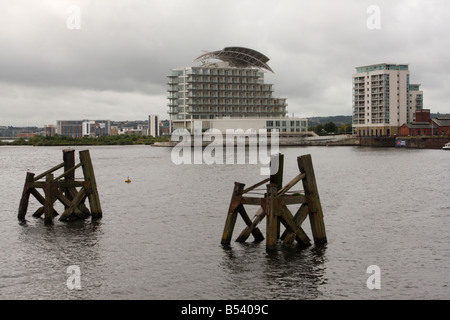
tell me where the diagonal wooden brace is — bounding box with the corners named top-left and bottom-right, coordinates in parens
top-left (279, 205), bottom-right (311, 246)
top-left (59, 188), bottom-right (88, 221)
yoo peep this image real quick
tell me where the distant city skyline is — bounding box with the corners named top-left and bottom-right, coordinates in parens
top-left (1, 0), bottom-right (450, 126)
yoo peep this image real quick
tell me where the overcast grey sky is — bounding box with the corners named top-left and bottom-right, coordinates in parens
top-left (1, 0), bottom-right (450, 126)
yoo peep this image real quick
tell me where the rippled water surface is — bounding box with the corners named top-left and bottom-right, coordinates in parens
top-left (0, 145), bottom-right (449, 299)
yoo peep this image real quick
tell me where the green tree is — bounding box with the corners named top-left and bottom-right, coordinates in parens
top-left (323, 122), bottom-right (338, 134)
top-left (338, 123), bottom-right (352, 134)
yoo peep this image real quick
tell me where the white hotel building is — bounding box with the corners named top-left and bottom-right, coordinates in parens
top-left (167, 47), bottom-right (308, 134)
top-left (352, 63), bottom-right (423, 137)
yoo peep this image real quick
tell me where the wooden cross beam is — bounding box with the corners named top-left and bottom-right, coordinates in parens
top-left (221, 182), bottom-right (264, 245)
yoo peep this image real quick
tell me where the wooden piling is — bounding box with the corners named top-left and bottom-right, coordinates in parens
top-left (265, 183), bottom-right (279, 251)
top-left (62, 149), bottom-right (90, 217)
top-left (297, 154), bottom-right (327, 244)
top-left (17, 149), bottom-right (102, 222)
top-left (221, 182), bottom-right (245, 245)
top-left (270, 153), bottom-right (284, 190)
top-left (221, 153), bottom-right (327, 250)
top-left (63, 149), bottom-right (75, 181)
top-left (44, 173), bottom-right (54, 222)
top-left (270, 153), bottom-right (283, 239)
top-left (18, 172), bottom-right (34, 220)
top-left (79, 150), bottom-right (102, 219)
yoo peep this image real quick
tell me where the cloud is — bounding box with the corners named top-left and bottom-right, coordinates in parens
top-left (0, 82), bottom-right (165, 125)
top-left (0, 0), bottom-right (449, 126)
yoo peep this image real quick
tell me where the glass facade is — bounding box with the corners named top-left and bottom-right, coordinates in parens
top-left (266, 120), bottom-right (307, 133)
top-left (56, 120), bottom-right (111, 137)
top-left (168, 66), bottom-right (288, 128)
top-left (57, 120), bottom-right (83, 137)
top-left (356, 64), bottom-right (409, 73)
top-left (352, 64), bottom-right (413, 136)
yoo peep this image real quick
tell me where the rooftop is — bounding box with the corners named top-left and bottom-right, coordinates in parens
top-left (404, 122), bottom-right (432, 129)
top-left (432, 118), bottom-right (450, 127)
top-left (355, 63), bottom-right (409, 73)
top-left (195, 47), bottom-right (274, 73)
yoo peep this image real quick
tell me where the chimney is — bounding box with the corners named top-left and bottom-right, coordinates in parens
top-left (415, 109), bottom-right (430, 122)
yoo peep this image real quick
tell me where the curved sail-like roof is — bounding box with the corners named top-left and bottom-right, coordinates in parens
top-left (195, 47), bottom-right (274, 73)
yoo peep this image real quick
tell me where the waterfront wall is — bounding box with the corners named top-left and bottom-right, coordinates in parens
top-left (356, 137), bottom-right (396, 148)
top-left (395, 136), bottom-right (449, 149)
top-left (356, 136), bottom-right (449, 149)
top-left (153, 135), bottom-right (449, 149)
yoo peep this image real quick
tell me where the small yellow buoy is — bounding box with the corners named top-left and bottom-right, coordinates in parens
top-left (125, 176), bottom-right (131, 183)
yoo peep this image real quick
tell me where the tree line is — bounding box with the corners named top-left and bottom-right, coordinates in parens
top-left (308, 122), bottom-right (352, 136)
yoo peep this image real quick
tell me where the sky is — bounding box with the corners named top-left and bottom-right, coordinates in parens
top-left (1, 0), bottom-right (450, 126)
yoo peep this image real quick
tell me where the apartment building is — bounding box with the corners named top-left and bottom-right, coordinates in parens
top-left (57, 120), bottom-right (111, 137)
top-left (148, 114), bottom-right (160, 137)
top-left (167, 47), bottom-right (301, 133)
top-left (352, 63), bottom-right (424, 137)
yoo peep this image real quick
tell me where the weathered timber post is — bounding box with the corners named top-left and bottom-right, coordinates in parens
top-left (79, 150), bottom-right (102, 219)
top-left (63, 149), bottom-right (90, 217)
top-left (221, 182), bottom-right (245, 245)
top-left (297, 154), bottom-right (327, 244)
top-left (270, 153), bottom-right (283, 239)
top-left (270, 153), bottom-right (284, 190)
top-left (62, 149), bottom-right (76, 215)
top-left (44, 173), bottom-right (55, 222)
top-left (63, 149), bottom-right (75, 206)
top-left (265, 183), bottom-right (279, 251)
top-left (63, 149), bottom-right (75, 181)
top-left (18, 172), bottom-right (34, 220)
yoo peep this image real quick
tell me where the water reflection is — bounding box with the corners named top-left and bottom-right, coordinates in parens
top-left (14, 217), bottom-right (103, 299)
top-left (220, 242), bottom-right (327, 299)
